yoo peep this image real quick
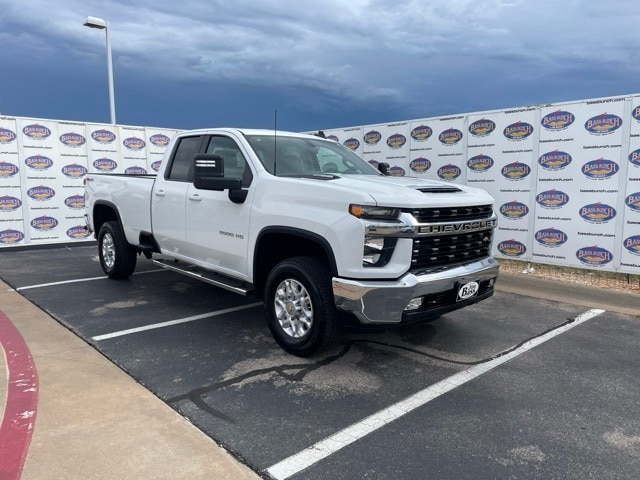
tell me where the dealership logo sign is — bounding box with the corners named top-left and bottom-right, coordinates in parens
top-left (584, 113), bottom-right (622, 135)
top-left (22, 124), bottom-right (51, 140)
top-left (389, 166), bottom-right (405, 176)
top-left (582, 158), bottom-right (618, 179)
top-left (503, 121), bottom-right (533, 141)
top-left (539, 150), bottom-right (572, 171)
top-left (67, 225), bottom-right (92, 239)
top-left (386, 133), bottom-right (406, 149)
top-left (0, 196), bottom-right (22, 211)
top-left (468, 118), bottom-right (496, 138)
top-left (624, 235), bottom-right (640, 256)
top-left (123, 137), bottom-right (146, 151)
top-left (62, 164), bottom-right (88, 178)
top-left (343, 138), bottom-right (360, 150)
top-left (501, 162), bottom-right (530, 180)
top-left (535, 228), bottom-right (568, 247)
top-left (363, 130), bottom-right (382, 145)
top-left (579, 202), bottom-right (616, 224)
top-left (0, 127), bottom-right (17, 144)
top-left (0, 229), bottom-right (25, 245)
top-left (498, 239), bottom-right (526, 257)
top-left (149, 134), bottom-right (171, 147)
top-left (541, 110), bottom-right (575, 131)
top-left (625, 192), bottom-right (640, 212)
top-left (25, 154), bottom-right (53, 171)
top-left (467, 154), bottom-right (494, 172)
top-left (439, 128), bottom-right (463, 145)
top-left (93, 158), bottom-right (118, 172)
top-left (27, 185), bottom-right (55, 201)
top-left (124, 166), bottom-right (147, 175)
top-left (31, 215), bottom-right (59, 231)
top-left (410, 157), bottom-right (430, 174)
top-left (59, 132), bottom-right (86, 147)
top-left (64, 194), bottom-right (85, 210)
top-left (437, 164), bottom-right (461, 180)
top-left (576, 245), bottom-right (612, 267)
top-left (500, 201), bottom-right (528, 220)
top-left (536, 189), bottom-right (569, 209)
top-left (410, 125), bottom-right (432, 142)
top-left (91, 129), bottom-right (116, 144)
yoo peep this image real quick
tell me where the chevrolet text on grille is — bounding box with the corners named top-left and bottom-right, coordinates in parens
top-left (418, 218), bottom-right (497, 235)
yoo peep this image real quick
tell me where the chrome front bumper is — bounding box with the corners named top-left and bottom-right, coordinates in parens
top-left (332, 257), bottom-right (500, 324)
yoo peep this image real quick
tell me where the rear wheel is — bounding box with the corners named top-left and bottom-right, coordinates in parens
top-left (98, 221), bottom-right (137, 279)
top-left (264, 256), bottom-right (340, 356)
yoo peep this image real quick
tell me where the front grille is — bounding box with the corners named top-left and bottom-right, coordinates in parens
top-left (411, 230), bottom-right (493, 272)
top-left (406, 204), bottom-right (493, 223)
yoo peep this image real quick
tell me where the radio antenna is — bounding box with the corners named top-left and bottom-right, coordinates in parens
top-left (273, 109), bottom-right (277, 176)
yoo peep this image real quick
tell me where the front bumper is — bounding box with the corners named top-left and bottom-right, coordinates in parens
top-left (332, 257), bottom-right (499, 324)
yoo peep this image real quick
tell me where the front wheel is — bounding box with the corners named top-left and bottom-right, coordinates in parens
top-left (98, 221), bottom-right (137, 279)
top-left (264, 257), bottom-right (340, 356)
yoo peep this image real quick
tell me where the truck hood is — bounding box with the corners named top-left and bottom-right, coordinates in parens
top-left (325, 174), bottom-right (495, 208)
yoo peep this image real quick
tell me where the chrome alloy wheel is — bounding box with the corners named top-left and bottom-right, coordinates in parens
top-left (274, 278), bottom-right (314, 339)
top-left (102, 232), bottom-right (116, 269)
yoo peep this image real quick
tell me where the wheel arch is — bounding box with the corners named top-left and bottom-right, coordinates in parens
top-left (253, 227), bottom-right (338, 299)
top-left (92, 201), bottom-right (123, 239)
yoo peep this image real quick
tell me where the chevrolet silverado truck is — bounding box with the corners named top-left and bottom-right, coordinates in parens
top-left (84, 128), bottom-right (499, 356)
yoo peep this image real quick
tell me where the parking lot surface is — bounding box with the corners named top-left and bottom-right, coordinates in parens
top-left (1, 244), bottom-right (639, 479)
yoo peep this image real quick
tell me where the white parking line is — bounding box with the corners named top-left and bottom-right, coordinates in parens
top-left (12, 269), bottom-right (165, 291)
top-left (266, 308), bottom-right (606, 480)
top-left (91, 302), bottom-right (263, 341)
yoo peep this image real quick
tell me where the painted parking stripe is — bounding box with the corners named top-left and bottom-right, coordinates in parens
top-left (266, 308), bottom-right (606, 480)
top-left (92, 302), bottom-right (263, 341)
top-left (12, 269), bottom-right (165, 292)
top-left (0, 310), bottom-right (39, 480)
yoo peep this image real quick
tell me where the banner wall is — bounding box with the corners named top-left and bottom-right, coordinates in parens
top-left (2, 94), bottom-right (639, 275)
top-left (318, 94), bottom-right (640, 274)
top-left (0, 116), bottom-right (176, 248)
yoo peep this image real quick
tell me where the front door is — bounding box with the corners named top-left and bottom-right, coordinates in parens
top-left (184, 134), bottom-right (254, 279)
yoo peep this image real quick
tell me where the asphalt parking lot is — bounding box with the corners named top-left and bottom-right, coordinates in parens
top-left (1, 244), bottom-right (639, 479)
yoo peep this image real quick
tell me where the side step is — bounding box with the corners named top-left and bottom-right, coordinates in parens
top-left (153, 258), bottom-right (254, 296)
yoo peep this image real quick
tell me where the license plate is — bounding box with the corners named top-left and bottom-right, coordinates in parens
top-left (457, 281), bottom-right (479, 302)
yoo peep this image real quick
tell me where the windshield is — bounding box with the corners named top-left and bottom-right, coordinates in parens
top-left (245, 135), bottom-right (380, 177)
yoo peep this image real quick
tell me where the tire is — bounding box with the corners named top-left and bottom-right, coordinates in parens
top-left (98, 221), bottom-right (137, 279)
top-left (264, 256), bottom-right (341, 357)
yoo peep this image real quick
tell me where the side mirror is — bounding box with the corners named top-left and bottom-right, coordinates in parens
top-left (378, 162), bottom-right (390, 175)
top-left (193, 154), bottom-right (242, 191)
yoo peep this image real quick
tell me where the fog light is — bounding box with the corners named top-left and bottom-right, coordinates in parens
top-left (405, 297), bottom-right (424, 311)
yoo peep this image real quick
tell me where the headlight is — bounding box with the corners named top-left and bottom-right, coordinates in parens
top-left (349, 204), bottom-right (400, 220)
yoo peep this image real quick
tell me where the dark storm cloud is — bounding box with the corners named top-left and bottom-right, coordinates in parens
top-left (0, 0), bottom-right (638, 130)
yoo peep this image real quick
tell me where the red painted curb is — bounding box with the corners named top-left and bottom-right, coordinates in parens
top-left (0, 310), bottom-right (38, 480)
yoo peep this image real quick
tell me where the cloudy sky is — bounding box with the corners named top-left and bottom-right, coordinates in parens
top-left (1, 0), bottom-right (639, 132)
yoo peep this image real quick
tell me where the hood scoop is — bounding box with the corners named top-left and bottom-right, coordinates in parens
top-left (413, 186), bottom-right (462, 193)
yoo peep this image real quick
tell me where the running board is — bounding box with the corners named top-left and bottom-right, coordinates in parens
top-left (153, 259), bottom-right (253, 296)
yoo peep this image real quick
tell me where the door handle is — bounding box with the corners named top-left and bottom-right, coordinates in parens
top-left (188, 194), bottom-right (202, 202)
top-left (154, 190), bottom-right (166, 197)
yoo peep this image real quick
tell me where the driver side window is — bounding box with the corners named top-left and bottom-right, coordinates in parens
top-left (205, 136), bottom-right (252, 187)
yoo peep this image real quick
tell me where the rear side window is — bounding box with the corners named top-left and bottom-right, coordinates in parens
top-left (166, 136), bottom-right (202, 181)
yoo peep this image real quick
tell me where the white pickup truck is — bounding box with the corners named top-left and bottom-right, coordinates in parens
top-left (85, 128), bottom-right (499, 356)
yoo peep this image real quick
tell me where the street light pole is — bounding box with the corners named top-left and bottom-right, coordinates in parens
top-left (83, 16), bottom-right (116, 125)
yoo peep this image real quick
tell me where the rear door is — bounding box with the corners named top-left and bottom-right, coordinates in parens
top-left (151, 135), bottom-right (205, 256)
top-left (184, 134), bottom-right (254, 279)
